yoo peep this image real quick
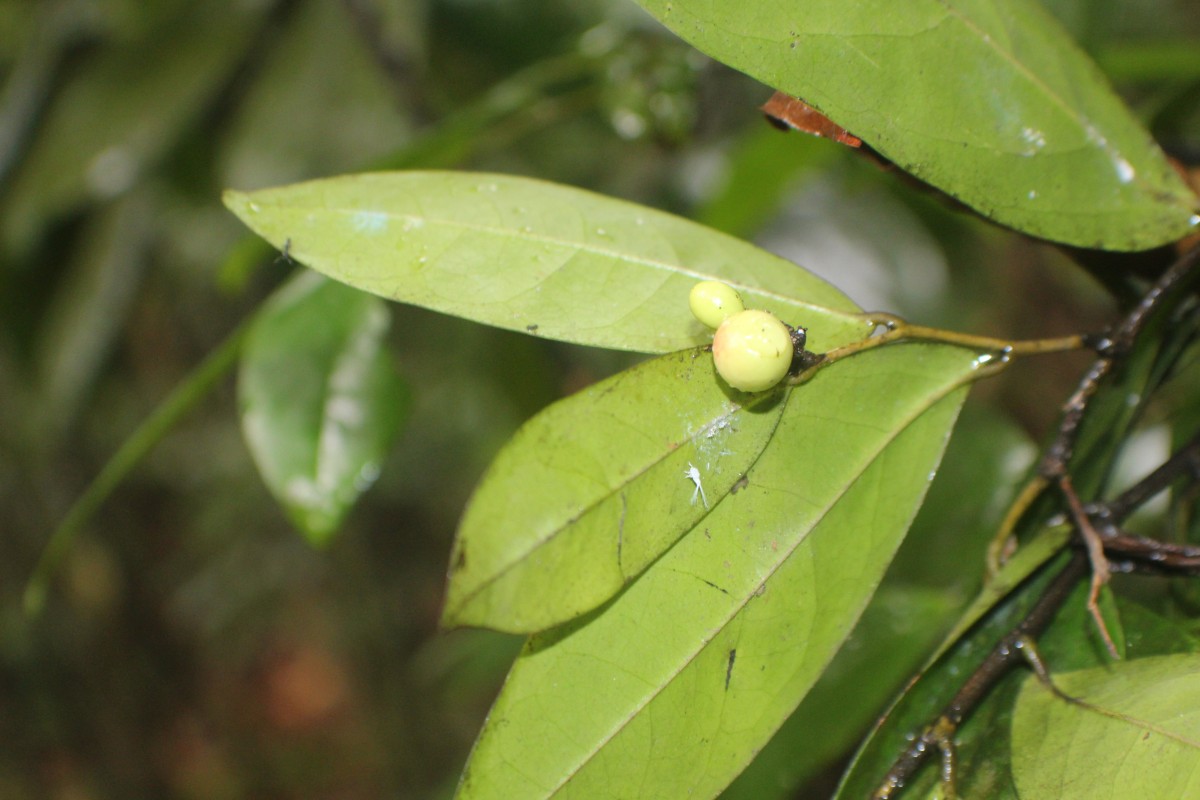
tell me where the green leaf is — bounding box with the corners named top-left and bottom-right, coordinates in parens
top-left (723, 409), bottom-right (1033, 798)
top-left (630, 0), bottom-right (1199, 251)
top-left (892, 404), bottom-right (1036, 591)
top-left (720, 584), bottom-right (961, 800)
top-left (239, 273), bottom-right (409, 544)
top-left (222, 172), bottom-right (871, 354)
top-left (444, 348), bottom-right (788, 633)
top-left (456, 342), bottom-right (983, 800)
top-left (1011, 653), bottom-right (1200, 798)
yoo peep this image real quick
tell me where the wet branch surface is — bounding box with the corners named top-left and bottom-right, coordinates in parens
top-left (870, 243), bottom-right (1200, 799)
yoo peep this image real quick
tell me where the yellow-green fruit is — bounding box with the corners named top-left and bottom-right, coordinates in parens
top-left (689, 280), bottom-right (745, 329)
top-left (712, 310), bottom-right (793, 392)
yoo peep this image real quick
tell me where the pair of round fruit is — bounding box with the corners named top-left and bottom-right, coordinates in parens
top-left (689, 281), bottom-right (795, 393)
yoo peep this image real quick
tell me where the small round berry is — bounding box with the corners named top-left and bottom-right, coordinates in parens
top-left (711, 310), bottom-right (793, 392)
top-left (689, 280), bottom-right (745, 329)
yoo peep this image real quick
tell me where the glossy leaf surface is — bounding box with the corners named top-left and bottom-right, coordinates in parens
top-left (223, 172), bottom-right (871, 354)
top-left (456, 342), bottom-right (983, 800)
top-left (631, 0), bottom-right (1198, 250)
top-left (1011, 653), bottom-right (1200, 798)
top-left (239, 273), bottom-right (409, 544)
top-left (444, 348), bottom-right (787, 633)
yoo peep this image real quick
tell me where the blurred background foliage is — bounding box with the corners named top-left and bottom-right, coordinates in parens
top-left (1, 0), bottom-right (1198, 798)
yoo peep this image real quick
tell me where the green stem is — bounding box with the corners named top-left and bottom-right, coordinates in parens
top-left (865, 312), bottom-right (1085, 354)
top-left (826, 313), bottom-right (1085, 364)
top-left (24, 321), bottom-right (251, 615)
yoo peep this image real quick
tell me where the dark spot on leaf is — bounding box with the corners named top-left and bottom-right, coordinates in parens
top-left (731, 475), bottom-right (749, 494)
top-left (725, 649), bottom-right (736, 690)
top-left (526, 324), bottom-right (539, 333)
top-left (617, 493), bottom-right (627, 569)
top-left (454, 547), bottom-right (466, 570)
top-left (700, 578), bottom-right (729, 596)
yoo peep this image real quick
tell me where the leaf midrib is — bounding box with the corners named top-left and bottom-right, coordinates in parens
top-left (277, 199), bottom-right (863, 318)
top-left (450, 382), bottom-right (786, 619)
top-left (539, 356), bottom-right (978, 798)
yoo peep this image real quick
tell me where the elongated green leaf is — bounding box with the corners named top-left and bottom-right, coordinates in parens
top-left (222, 172), bottom-right (871, 353)
top-left (724, 408), bottom-right (1036, 799)
top-left (631, 1), bottom-right (1199, 251)
top-left (720, 584), bottom-right (961, 800)
top-left (456, 342), bottom-right (984, 800)
top-left (239, 273), bottom-right (409, 544)
top-left (1012, 653), bottom-right (1200, 798)
top-left (444, 348), bottom-right (787, 633)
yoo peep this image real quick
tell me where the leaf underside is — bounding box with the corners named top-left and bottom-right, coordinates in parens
top-left (1011, 653), bottom-right (1200, 798)
top-left (456, 342), bottom-right (984, 800)
top-left (632, 0), bottom-right (1198, 250)
top-left (223, 172), bottom-right (872, 354)
top-left (444, 347), bottom-right (789, 633)
top-left (239, 272), bottom-right (408, 544)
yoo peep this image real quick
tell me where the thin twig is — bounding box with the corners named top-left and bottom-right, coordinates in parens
top-left (1093, 429), bottom-right (1200, 525)
top-left (1059, 474), bottom-right (1118, 658)
top-left (872, 552), bottom-right (1089, 799)
top-left (1028, 243), bottom-right (1200, 651)
top-left (824, 312), bottom-right (1087, 367)
top-left (1092, 531), bottom-right (1200, 572)
top-left (872, 242), bottom-right (1200, 798)
top-left (986, 476), bottom-right (1050, 576)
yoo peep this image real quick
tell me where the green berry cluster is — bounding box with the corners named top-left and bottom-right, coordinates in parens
top-left (689, 280), bottom-right (795, 392)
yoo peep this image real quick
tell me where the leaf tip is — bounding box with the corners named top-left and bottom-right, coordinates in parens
top-left (221, 190), bottom-right (263, 230)
top-left (221, 188), bottom-right (246, 210)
